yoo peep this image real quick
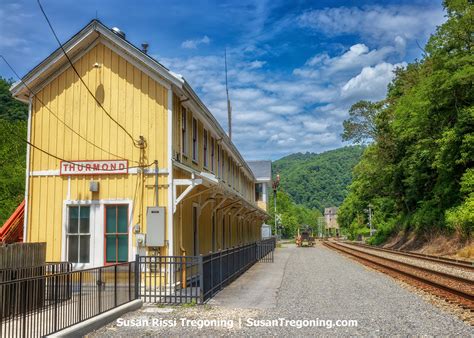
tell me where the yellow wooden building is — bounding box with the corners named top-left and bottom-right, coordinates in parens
top-left (11, 20), bottom-right (268, 268)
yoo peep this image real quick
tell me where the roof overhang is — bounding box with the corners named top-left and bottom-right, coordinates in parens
top-left (10, 19), bottom-right (184, 103)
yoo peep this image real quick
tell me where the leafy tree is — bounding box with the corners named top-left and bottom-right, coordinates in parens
top-left (0, 77), bottom-right (28, 121)
top-left (267, 190), bottom-right (322, 238)
top-left (339, 0), bottom-right (474, 241)
top-left (0, 76), bottom-right (28, 223)
top-left (0, 120), bottom-right (27, 223)
top-left (342, 100), bottom-right (384, 143)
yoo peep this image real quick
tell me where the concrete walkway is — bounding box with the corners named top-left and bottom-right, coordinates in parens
top-left (207, 244), bottom-right (291, 309)
top-left (91, 243), bottom-right (472, 336)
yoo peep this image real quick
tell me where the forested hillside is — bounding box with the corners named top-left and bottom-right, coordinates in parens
top-left (0, 77), bottom-right (27, 223)
top-left (272, 146), bottom-right (364, 211)
top-left (338, 1), bottom-right (473, 244)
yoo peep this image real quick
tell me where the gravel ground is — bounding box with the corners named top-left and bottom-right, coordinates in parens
top-left (90, 244), bottom-right (472, 336)
top-left (337, 242), bottom-right (474, 281)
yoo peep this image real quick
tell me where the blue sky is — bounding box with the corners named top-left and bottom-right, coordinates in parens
top-left (0, 0), bottom-right (446, 160)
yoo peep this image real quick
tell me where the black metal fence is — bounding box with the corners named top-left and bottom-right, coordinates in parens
top-left (0, 238), bottom-right (276, 336)
top-left (137, 255), bottom-right (201, 304)
top-left (0, 262), bottom-right (72, 283)
top-left (138, 237), bottom-right (277, 304)
top-left (257, 237), bottom-right (276, 262)
top-left (0, 262), bottom-right (137, 337)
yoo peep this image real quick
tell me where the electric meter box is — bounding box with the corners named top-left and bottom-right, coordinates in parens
top-left (146, 206), bottom-right (165, 247)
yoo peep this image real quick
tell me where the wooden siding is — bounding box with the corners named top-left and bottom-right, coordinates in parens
top-left (26, 43), bottom-right (170, 261)
top-left (172, 97), bottom-right (256, 204)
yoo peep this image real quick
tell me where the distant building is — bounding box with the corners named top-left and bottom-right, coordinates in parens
top-left (248, 160), bottom-right (272, 238)
top-left (324, 207), bottom-right (339, 236)
top-left (248, 161), bottom-right (272, 212)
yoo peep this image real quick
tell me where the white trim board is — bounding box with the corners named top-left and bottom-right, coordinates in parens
top-left (29, 168), bottom-right (168, 177)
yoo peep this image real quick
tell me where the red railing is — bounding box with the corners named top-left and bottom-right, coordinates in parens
top-left (0, 200), bottom-right (25, 244)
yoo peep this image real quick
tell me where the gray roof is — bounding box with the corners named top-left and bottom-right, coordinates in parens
top-left (247, 160), bottom-right (272, 181)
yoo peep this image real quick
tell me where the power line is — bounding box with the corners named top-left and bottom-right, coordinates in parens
top-left (1, 55), bottom-right (138, 164)
top-left (5, 122), bottom-right (152, 172)
top-left (37, 0), bottom-right (140, 148)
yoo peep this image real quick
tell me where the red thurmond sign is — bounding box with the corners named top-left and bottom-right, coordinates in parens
top-left (60, 160), bottom-right (128, 175)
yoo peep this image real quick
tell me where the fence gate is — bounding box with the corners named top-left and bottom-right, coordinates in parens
top-left (137, 255), bottom-right (202, 304)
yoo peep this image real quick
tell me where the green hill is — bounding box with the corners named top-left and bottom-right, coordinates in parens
top-left (272, 146), bottom-right (364, 211)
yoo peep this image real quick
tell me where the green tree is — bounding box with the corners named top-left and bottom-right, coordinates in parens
top-left (341, 100), bottom-right (384, 144)
top-left (339, 0), bottom-right (474, 241)
top-left (0, 120), bottom-right (27, 223)
top-left (0, 76), bottom-right (28, 223)
top-left (0, 77), bottom-right (28, 121)
top-left (268, 190), bottom-right (321, 238)
top-left (272, 146), bottom-right (364, 211)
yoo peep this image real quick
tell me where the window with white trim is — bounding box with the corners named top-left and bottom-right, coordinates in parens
top-left (210, 137), bottom-right (215, 172)
top-left (67, 206), bottom-right (91, 263)
top-left (105, 205), bottom-right (129, 263)
top-left (217, 144), bottom-right (221, 177)
top-left (181, 107), bottom-right (187, 155)
top-left (222, 149), bottom-right (225, 181)
top-left (192, 118), bottom-right (198, 161)
top-left (203, 129), bottom-right (208, 167)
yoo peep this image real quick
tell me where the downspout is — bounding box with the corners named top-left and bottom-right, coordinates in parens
top-left (179, 203), bottom-right (185, 256)
top-left (167, 88), bottom-right (174, 257)
top-left (23, 95), bottom-right (32, 242)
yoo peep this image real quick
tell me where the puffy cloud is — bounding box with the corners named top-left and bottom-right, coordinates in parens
top-left (294, 43), bottom-right (401, 81)
top-left (181, 35), bottom-right (211, 49)
top-left (297, 5), bottom-right (444, 45)
top-left (341, 62), bottom-right (406, 101)
top-left (159, 3), bottom-right (440, 160)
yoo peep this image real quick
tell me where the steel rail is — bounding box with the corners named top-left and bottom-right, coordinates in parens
top-left (341, 241), bottom-right (474, 270)
top-left (323, 241), bottom-right (474, 305)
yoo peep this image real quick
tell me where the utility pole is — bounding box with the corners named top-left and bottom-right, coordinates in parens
top-left (225, 49), bottom-right (232, 140)
top-left (365, 205), bottom-right (373, 236)
top-left (272, 174), bottom-right (280, 238)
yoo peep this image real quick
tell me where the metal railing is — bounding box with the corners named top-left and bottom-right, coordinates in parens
top-left (138, 255), bottom-right (201, 304)
top-left (201, 242), bottom-right (257, 301)
top-left (0, 262), bottom-right (137, 337)
top-left (257, 237), bottom-right (276, 262)
top-left (0, 262), bottom-right (72, 283)
top-left (138, 237), bottom-right (277, 304)
top-left (0, 238), bottom-right (276, 336)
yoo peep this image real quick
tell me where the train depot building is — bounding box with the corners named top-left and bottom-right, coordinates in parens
top-left (10, 20), bottom-right (269, 268)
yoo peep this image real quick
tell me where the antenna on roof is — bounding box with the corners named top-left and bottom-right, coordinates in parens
top-left (225, 48), bottom-right (232, 140)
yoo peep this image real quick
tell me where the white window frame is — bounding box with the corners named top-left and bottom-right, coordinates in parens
top-left (203, 129), bottom-right (208, 168)
top-left (65, 205), bottom-right (91, 265)
top-left (181, 107), bottom-right (187, 156)
top-left (217, 144), bottom-right (221, 177)
top-left (62, 199), bottom-right (134, 269)
top-left (192, 118), bottom-right (198, 162)
top-left (210, 137), bottom-right (215, 172)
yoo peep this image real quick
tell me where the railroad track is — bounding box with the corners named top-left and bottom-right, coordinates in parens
top-left (322, 241), bottom-right (474, 310)
top-left (340, 241), bottom-right (474, 271)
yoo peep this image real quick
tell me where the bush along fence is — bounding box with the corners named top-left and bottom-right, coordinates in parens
top-left (0, 237), bottom-right (276, 337)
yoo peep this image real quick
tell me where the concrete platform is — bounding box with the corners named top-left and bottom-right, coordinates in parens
top-left (91, 243), bottom-right (472, 336)
top-left (207, 245), bottom-right (291, 309)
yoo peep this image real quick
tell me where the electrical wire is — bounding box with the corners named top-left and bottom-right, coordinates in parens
top-left (0, 55), bottom-right (138, 164)
top-left (6, 122), bottom-right (152, 172)
top-left (37, 0), bottom-right (140, 148)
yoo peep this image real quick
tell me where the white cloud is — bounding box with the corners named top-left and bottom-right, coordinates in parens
top-left (181, 35), bottom-right (211, 49)
top-left (341, 62), bottom-right (406, 101)
top-left (297, 5), bottom-right (444, 45)
top-left (294, 43), bottom-right (400, 81)
top-left (158, 4), bottom-right (442, 160)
